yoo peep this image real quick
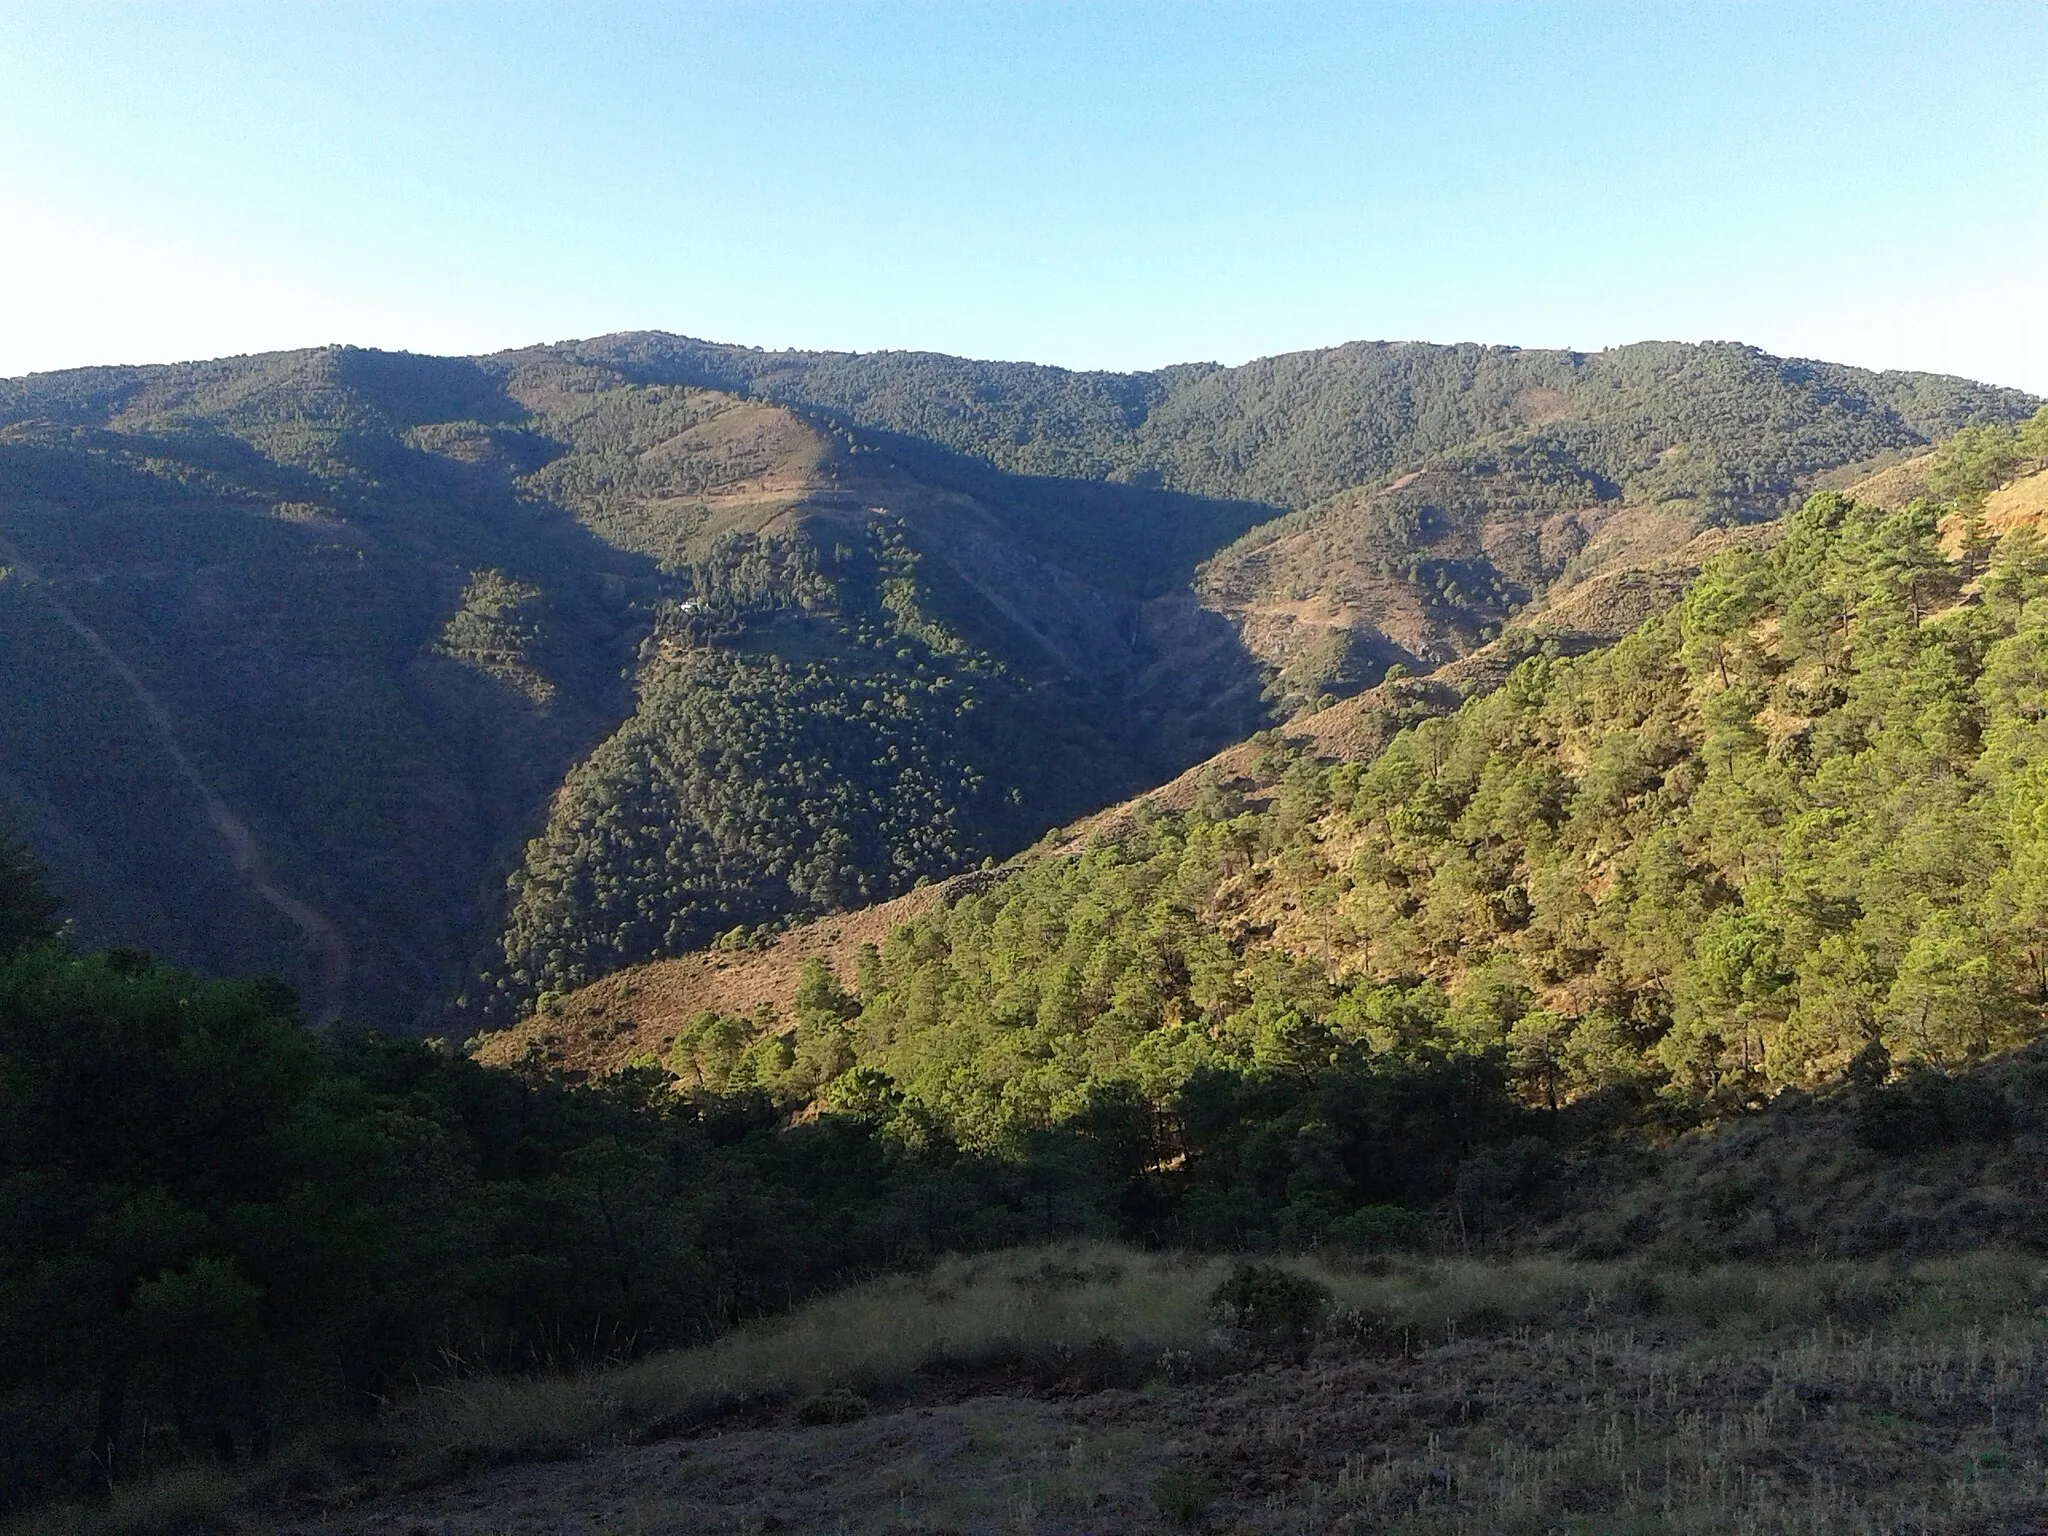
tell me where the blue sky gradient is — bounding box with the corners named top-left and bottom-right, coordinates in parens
top-left (2, 1), bottom-right (2043, 389)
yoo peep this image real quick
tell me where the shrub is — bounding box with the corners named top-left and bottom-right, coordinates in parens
top-left (1702, 1178), bottom-right (1761, 1225)
top-left (1328, 1203), bottom-right (1427, 1251)
top-left (1454, 1136), bottom-right (1557, 1233)
top-left (1616, 1268), bottom-right (1666, 1316)
top-left (1209, 1263), bottom-right (1331, 1348)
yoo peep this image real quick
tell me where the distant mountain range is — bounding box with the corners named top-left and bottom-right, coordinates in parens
top-left (0, 334), bottom-right (2033, 1028)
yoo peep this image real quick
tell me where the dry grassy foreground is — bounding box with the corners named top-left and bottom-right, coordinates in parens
top-left (22, 1243), bottom-right (2048, 1536)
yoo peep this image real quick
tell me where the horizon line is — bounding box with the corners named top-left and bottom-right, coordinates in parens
top-left (5, 330), bottom-right (2041, 397)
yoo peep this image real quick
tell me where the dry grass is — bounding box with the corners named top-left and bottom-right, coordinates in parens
top-left (392, 1243), bottom-right (2002, 1470)
top-left (389, 1244), bottom-right (1231, 1467)
top-left (1252, 1320), bottom-right (2048, 1534)
top-left (8, 1471), bottom-right (236, 1536)
top-left (21, 1244), bottom-right (2048, 1534)
top-left (1550, 1053), bottom-right (2048, 1264)
top-left (1984, 468), bottom-right (2048, 542)
top-left (1839, 451), bottom-right (1937, 512)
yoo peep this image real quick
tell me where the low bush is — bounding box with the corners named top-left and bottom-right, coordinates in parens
top-left (1151, 1465), bottom-right (1218, 1529)
top-left (1209, 1263), bottom-right (1332, 1348)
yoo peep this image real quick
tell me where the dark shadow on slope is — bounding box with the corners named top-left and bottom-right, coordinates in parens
top-left (541, 334), bottom-right (1270, 599)
top-left (0, 405), bottom-right (672, 1030)
top-left (850, 422), bottom-right (1283, 600)
top-left (328, 347), bottom-right (530, 429)
top-left (804, 426), bottom-right (1287, 771)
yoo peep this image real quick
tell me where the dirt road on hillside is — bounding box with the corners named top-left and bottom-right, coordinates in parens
top-left (0, 536), bottom-right (350, 1025)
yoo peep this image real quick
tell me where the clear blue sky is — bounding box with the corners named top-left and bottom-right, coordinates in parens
top-left (2, 1), bottom-right (2044, 390)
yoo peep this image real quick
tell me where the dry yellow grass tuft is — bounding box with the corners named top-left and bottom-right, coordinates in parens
top-left (1836, 450), bottom-right (1936, 511)
top-left (397, 1244), bottom-right (1228, 1461)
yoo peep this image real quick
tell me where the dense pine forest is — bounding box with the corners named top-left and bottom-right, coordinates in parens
top-left (804, 448), bottom-right (2048, 1161)
top-left (510, 410), bottom-right (2048, 1242)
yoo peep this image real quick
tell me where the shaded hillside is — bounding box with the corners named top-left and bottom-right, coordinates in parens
top-left (0, 350), bottom-right (652, 1027)
top-left (1549, 1041), bottom-right (2048, 1262)
top-left (0, 349), bottom-right (1274, 1025)
top-left (555, 333), bottom-right (2032, 511)
top-left (0, 338), bottom-right (2034, 1027)
top-left (457, 360), bottom-right (1291, 1017)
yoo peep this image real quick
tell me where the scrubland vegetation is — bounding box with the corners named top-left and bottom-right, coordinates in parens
top-left (20, 1243), bottom-right (2048, 1533)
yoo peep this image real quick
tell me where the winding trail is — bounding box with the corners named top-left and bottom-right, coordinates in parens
top-left (1, 537), bottom-right (351, 1025)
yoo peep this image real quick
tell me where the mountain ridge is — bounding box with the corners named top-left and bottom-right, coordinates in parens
top-left (0, 334), bottom-right (2033, 1027)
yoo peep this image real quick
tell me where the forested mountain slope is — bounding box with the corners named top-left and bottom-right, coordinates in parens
top-left (0, 338), bottom-right (2032, 1026)
top-left (546, 332), bottom-right (2040, 709)
top-left (0, 350), bottom-right (652, 1027)
top-left (490, 417), bottom-right (2048, 1251)
top-left (17, 408), bottom-right (2048, 1533)
top-left (557, 333), bottom-right (2022, 510)
top-left (0, 348), bottom-right (1277, 1026)
top-left (478, 510), bottom-right (1771, 1082)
